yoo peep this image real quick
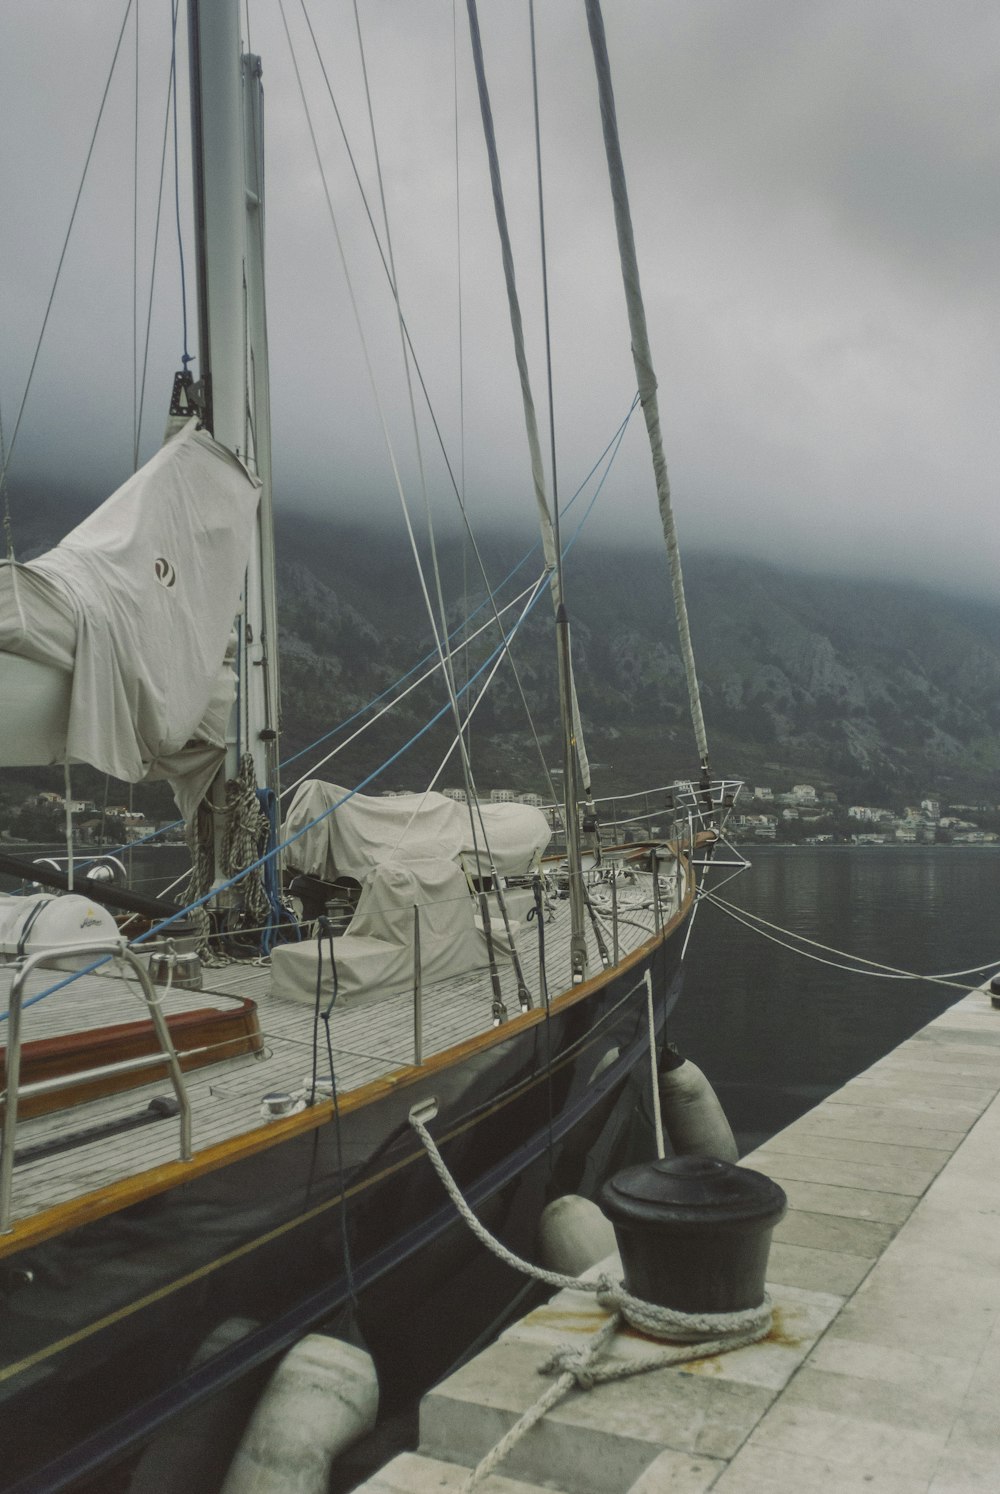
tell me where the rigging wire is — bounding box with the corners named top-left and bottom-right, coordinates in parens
top-left (452, 0), bottom-right (472, 762)
top-left (464, 0), bottom-right (592, 804)
top-left (390, 573), bottom-right (549, 838)
top-left (282, 577), bottom-right (543, 802)
top-left (277, 390), bottom-right (637, 780)
top-left (0, 398), bottom-right (13, 562)
top-left (528, 0), bottom-right (561, 578)
top-left (279, 2), bottom-right (565, 927)
top-left (135, 8), bottom-right (179, 466)
top-left (348, 0), bottom-right (498, 903)
top-left (170, 0), bottom-right (193, 370)
top-left (0, 0), bottom-right (136, 493)
top-left (4, 571), bottom-right (556, 1019)
top-left (294, 0), bottom-right (558, 809)
top-left (704, 889), bottom-right (992, 992)
top-left (132, 0), bottom-right (140, 467)
top-left (277, 0), bottom-right (458, 700)
top-left (26, 389), bottom-right (631, 885)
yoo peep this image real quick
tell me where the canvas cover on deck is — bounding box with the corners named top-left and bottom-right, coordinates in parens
top-left (283, 782), bottom-right (550, 882)
top-left (0, 421), bottom-right (259, 818)
top-left (270, 857), bottom-right (500, 1004)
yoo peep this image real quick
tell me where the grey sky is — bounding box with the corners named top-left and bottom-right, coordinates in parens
top-left (1, 1), bottom-right (997, 598)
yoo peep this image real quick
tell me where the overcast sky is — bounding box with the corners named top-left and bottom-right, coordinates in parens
top-left (1, 1), bottom-right (997, 599)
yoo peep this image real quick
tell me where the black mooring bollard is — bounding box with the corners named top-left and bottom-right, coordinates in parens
top-left (600, 1155), bottom-right (787, 1316)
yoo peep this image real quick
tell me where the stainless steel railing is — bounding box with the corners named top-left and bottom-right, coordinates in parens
top-left (1, 941), bottom-right (193, 1234)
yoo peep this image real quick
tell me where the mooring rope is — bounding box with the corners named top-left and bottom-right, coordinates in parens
top-left (704, 888), bottom-right (994, 991)
top-left (409, 1111), bottom-right (771, 1489)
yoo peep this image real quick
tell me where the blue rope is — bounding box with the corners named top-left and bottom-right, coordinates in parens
top-left (235, 614), bottom-right (243, 767)
top-left (256, 786), bottom-right (299, 953)
top-left (1, 399), bottom-right (638, 1012)
top-left (0, 582), bottom-right (546, 1019)
top-left (280, 395), bottom-right (638, 772)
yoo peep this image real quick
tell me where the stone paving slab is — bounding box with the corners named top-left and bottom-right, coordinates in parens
top-left (772, 1207), bottom-right (897, 1258)
top-left (838, 1071), bottom-right (999, 1104)
top-left (750, 1128), bottom-right (954, 1171)
top-left (765, 1240), bottom-right (873, 1295)
top-left (824, 1087), bottom-right (992, 1123)
top-left (744, 1144), bottom-right (948, 1197)
top-left (786, 1103), bottom-right (966, 1149)
top-left (772, 1176), bottom-right (919, 1225)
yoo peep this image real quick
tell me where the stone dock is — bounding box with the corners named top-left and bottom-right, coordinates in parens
top-left (356, 985), bottom-right (1000, 1492)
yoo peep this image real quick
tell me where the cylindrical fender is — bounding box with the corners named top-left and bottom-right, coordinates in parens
top-left (538, 1194), bottom-right (620, 1277)
top-left (219, 1335), bottom-right (378, 1494)
top-left (658, 1049), bottom-right (738, 1162)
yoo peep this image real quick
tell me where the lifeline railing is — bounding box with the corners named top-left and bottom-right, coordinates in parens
top-left (0, 941), bottom-right (193, 1234)
top-left (542, 777), bottom-right (743, 847)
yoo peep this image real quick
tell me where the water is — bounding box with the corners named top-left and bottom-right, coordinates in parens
top-left (670, 845), bottom-right (1000, 1154)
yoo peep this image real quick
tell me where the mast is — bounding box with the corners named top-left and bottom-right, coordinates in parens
top-left (584, 0), bottom-right (709, 787)
top-left (187, 0), bottom-right (280, 807)
top-left (465, 0), bottom-right (589, 979)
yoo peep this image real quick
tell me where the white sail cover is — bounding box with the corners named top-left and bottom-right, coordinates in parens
top-left (0, 421), bottom-right (260, 817)
top-left (270, 857), bottom-right (501, 1004)
top-left (0, 891), bottom-right (118, 967)
top-left (283, 781), bottom-right (551, 881)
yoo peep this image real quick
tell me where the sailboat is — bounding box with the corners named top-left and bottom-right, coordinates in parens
top-left (0, 4), bottom-right (736, 1489)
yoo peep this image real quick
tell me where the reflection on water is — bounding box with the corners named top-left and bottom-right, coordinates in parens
top-left (670, 846), bottom-right (1000, 1154)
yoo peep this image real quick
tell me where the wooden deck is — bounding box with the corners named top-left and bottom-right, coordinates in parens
top-left (1, 867), bottom-right (677, 1233)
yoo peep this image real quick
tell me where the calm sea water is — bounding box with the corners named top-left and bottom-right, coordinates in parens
top-left (670, 844), bottom-right (1000, 1153)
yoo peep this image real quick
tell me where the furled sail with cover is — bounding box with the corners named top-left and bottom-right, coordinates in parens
top-left (283, 781), bottom-right (551, 882)
top-left (0, 420), bottom-right (260, 818)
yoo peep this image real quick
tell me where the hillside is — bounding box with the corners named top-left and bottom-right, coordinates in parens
top-left (5, 492), bottom-right (999, 812)
top-left (275, 519), bottom-right (1000, 807)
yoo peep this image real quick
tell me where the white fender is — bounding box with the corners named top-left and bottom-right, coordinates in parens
top-left (127, 1318), bottom-right (260, 1494)
top-left (219, 1335), bottom-right (378, 1494)
top-left (538, 1195), bottom-right (619, 1277)
top-left (659, 1057), bottom-right (738, 1162)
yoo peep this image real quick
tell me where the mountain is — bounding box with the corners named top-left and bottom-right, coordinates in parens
top-left (275, 518), bottom-right (1000, 807)
top-left (7, 490), bottom-right (999, 809)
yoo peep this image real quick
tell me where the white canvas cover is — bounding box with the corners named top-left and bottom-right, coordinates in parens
top-left (0, 891), bottom-right (118, 967)
top-left (283, 782), bottom-right (464, 880)
top-left (464, 803), bottom-right (551, 878)
top-left (283, 781), bottom-right (550, 882)
top-left (0, 421), bottom-right (259, 818)
top-left (270, 857), bottom-right (501, 1004)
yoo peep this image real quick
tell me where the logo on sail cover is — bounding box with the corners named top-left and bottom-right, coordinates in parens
top-left (154, 557), bottom-right (176, 588)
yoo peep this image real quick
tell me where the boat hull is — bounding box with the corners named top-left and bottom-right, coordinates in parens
top-left (0, 929), bottom-right (685, 1493)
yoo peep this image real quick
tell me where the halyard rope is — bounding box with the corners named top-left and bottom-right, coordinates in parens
top-left (409, 1112), bottom-right (771, 1489)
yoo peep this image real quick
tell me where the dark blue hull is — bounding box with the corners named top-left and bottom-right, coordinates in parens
top-left (0, 930), bottom-right (686, 1493)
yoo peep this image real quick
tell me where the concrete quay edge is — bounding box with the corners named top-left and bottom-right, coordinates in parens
top-left (355, 986), bottom-right (1000, 1493)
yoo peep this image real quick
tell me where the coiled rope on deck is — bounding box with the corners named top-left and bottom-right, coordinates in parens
top-left (409, 1111), bottom-right (771, 1489)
